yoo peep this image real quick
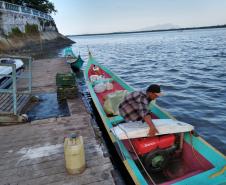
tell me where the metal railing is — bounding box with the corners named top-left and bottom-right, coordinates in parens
top-left (0, 1), bottom-right (53, 21)
top-left (0, 1), bottom-right (3, 9)
top-left (21, 6), bottom-right (31, 14)
top-left (0, 55), bottom-right (32, 115)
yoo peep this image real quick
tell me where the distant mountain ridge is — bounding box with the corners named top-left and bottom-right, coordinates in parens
top-left (68, 24), bottom-right (226, 37)
top-left (137, 23), bottom-right (180, 31)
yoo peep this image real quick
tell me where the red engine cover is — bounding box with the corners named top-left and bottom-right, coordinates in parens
top-left (159, 134), bottom-right (175, 149)
top-left (131, 137), bottom-right (158, 155)
top-left (131, 134), bottom-right (175, 155)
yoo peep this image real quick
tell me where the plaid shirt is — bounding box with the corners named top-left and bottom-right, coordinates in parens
top-left (119, 91), bottom-right (151, 121)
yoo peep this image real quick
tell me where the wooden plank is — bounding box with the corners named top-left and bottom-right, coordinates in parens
top-left (0, 139), bottom-right (102, 167)
top-left (0, 156), bottom-right (111, 180)
top-left (111, 119), bottom-right (194, 139)
top-left (0, 124), bottom-right (94, 151)
top-left (0, 151), bottom-right (107, 173)
top-left (0, 134), bottom-right (94, 158)
top-left (0, 138), bottom-right (103, 165)
top-left (1, 163), bottom-right (113, 185)
top-left (48, 179), bottom-right (115, 185)
top-left (0, 137), bottom-right (98, 157)
top-left (0, 114), bottom-right (91, 136)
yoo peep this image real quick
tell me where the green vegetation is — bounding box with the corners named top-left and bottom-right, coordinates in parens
top-left (8, 27), bottom-right (24, 37)
top-left (25, 23), bottom-right (39, 34)
top-left (3, 0), bottom-right (56, 14)
top-left (7, 23), bottom-right (40, 37)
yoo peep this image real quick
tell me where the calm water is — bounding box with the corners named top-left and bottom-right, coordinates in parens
top-left (68, 28), bottom-right (226, 155)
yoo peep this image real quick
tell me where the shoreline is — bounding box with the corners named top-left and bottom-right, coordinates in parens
top-left (0, 32), bottom-right (74, 56)
top-left (69, 24), bottom-right (226, 37)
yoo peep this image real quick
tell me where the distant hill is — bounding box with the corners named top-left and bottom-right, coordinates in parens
top-left (69, 24), bottom-right (226, 37)
top-left (137, 23), bottom-right (180, 31)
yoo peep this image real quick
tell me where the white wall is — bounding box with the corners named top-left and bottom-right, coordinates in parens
top-left (0, 1), bottom-right (56, 35)
top-left (1, 11), bottom-right (41, 33)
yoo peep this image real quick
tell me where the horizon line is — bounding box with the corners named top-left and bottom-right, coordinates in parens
top-left (65, 24), bottom-right (226, 37)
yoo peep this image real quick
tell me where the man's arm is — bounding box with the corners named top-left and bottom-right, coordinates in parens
top-left (138, 94), bottom-right (158, 136)
top-left (144, 114), bottom-right (158, 136)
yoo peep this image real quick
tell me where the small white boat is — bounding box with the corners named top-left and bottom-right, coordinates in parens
top-left (0, 58), bottom-right (24, 87)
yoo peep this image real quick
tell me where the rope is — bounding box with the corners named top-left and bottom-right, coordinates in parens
top-left (118, 124), bottom-right (157, 185)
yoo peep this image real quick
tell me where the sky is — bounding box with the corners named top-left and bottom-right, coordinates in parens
top-left (50, 0), bottom-right (226, 35)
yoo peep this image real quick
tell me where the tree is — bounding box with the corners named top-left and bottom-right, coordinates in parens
top-left (3, 0), bottom-right (57, 14)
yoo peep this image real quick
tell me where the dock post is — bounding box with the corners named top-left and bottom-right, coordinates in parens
top-left (12, 64), bottom-right (17, 115)
top-left (28, 57), bottom-right (32, 94)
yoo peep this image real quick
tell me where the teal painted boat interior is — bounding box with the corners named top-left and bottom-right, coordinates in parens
top-left (64, 47), bottom-right (76, 58)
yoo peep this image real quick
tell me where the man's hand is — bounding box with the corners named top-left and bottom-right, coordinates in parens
top-left (144, 114), bottom-right (159, 137)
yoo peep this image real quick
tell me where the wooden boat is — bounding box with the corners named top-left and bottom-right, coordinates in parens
top-left (84, 53), bottom-right (226, 185)
top-left (64, 47), bottom-right (84, 72)
top-left (0, 58), bottom-right (24, 88)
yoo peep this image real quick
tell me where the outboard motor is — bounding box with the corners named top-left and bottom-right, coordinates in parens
top-left (131, 134), bottom-right (177, 172)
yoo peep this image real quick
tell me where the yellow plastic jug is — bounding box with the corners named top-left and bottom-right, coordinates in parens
top-left (64, 134), bottom-right (85, 174)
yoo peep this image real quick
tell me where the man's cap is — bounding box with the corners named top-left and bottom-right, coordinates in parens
top-left (147, 84), bottom-right (163, 96)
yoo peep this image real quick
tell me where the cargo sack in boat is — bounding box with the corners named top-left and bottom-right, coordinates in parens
top-left (106, 82), bottom-right (113, 90)
top-left (90, 75), bottom-right (101, 83)
top-left (94, 83), bottom-right (106, 93)
top-left (93, 78), bottom-right (113, 93)
top-left (90, 75), bottom-right (113, 86)
top-left (103, 90), bottom-right (128, 115)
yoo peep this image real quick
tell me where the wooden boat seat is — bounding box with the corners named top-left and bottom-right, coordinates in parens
top-left (111, 119), bottom-right (194, 139)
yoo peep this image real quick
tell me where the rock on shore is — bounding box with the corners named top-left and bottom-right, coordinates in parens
top-left (0, 31), bottom-right (74, 54)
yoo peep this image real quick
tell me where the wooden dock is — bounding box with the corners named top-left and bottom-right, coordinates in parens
top-left (0, 58), bottom-right (116, 185)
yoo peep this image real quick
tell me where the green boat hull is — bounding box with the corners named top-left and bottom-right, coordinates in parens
top-left (64, 47), bottom-right (84, 71)
top-left (84, 54), bottom-right (226, 185)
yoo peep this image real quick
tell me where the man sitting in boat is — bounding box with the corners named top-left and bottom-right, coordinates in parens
top-left (119, 84), bottom-right (162, 136)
